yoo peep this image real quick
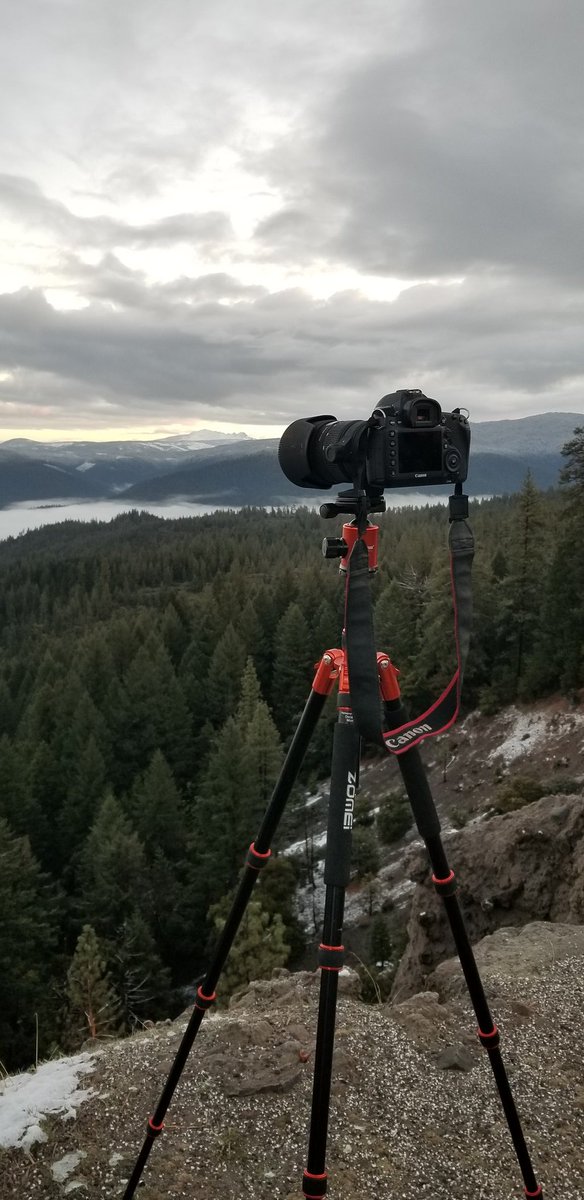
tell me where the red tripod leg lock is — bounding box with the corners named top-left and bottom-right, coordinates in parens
top-left (147, 1117), bottom-right (164, 1138)
top-left (525, 1187), bottom-right (543, 1198)
top-left (318, 943), bottom-right (345, 971)
top-left (246, 842), bottom-right (272, 871)
top-left (303, 1169), bottom-right (327, 1198)
top-left (432, 869), bottom-right (457, 896)
top-left (478, 1024), bottom-right (501, 1050)
top-left (195, 986), bottom-right (217, 1011)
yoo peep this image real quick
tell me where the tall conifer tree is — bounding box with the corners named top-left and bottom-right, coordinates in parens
top-left (66, 924), bottom-right (122, 1046)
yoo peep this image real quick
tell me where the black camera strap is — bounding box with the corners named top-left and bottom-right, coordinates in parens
top-left (345, 492), bottom-right (474, 755)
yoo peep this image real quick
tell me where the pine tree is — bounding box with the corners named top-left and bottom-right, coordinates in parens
top-left (195, 717), bottom-right (246, 901)
top-left (258, 855), bottom-right (306, 963)
top-left (209, 896), bottom-right (289, 1000)
top-left (59, 735), bottom-right (108, 866)
top-left (77, 792), bottom-right (151, 939)
top-left (0, 677), bottom-right (14, 737)
top-left (66, 924), bottom-right (122, 1045)
top-left (374, 569), bottom-right (427, 699)
top-left (237, 599), bottom-right (261, 661)
top-left (161, 601), bottom-right (190, 667)
top-left (272, 603), bottom-right (313, 730)
top-left (204, 624), bottom-right (247, 727)
top-left (148, 846), bottom-right (208, 976)
top-left (0, 819), bottom-right (60, 1070)
top-left (112, 635), bottom-right (193, 786)
top-left (128, 750), bottom-right (185, 861)
top-left (496, 472), bottom-right (547, 700)
top-left (235, 658), bottom-right (262, 732)
top-left (369, 914), bottom-right (392, 967)
top-left (77, 631), bottom-right (118, 710)
top-left (407, 557), bottom-right (455, 708)
top-left (238, 699), bottom-right (283, 843)
top-left (560, 425), bottom-right (584, 502)
top-left (27, 738), bottom-right (65, 872)
top-left (352, 826), bottom-right (380, 879)
top-left (111, 910), bottom-right (173, 1029)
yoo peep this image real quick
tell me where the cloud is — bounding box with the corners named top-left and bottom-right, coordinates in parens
top-left (0, 1), bottom-right (583, 434)
top-left (255, 1), bottom-right (584, 283)
top-left (0, 175), bottom-right (232, 250)
top-left (0, 269), bottom-right (583, 431)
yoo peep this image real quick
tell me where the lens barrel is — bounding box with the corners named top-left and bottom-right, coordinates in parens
top-left (278, 416), bottom-right (369, 489)
top-left (277, 416), bottom-right (337, 489)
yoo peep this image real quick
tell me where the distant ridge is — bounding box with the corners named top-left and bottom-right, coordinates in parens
top-left (471, 411), bottom-right (582, 457)
top-left (0, 412), bottom-right (582, 507)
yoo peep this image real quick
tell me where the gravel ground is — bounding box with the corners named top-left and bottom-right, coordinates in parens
top-left (1, 948), bottom-right (583, 1200)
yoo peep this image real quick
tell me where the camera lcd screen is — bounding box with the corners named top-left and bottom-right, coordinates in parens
top-left (398, 430), bottom-right (443, 474)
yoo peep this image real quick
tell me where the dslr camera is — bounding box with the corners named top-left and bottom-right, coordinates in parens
top-left (278, 389), bottom-right (470, 495)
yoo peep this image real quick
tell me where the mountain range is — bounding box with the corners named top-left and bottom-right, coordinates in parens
top-left (0, 412), bottom-right (581, 508)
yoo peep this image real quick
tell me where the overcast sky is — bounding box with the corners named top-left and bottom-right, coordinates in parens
top-left (1, 0), bottom-right (583, 440)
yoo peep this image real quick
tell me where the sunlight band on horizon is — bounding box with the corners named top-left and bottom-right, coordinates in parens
top-left (0, 421), bottom-right (287, 443)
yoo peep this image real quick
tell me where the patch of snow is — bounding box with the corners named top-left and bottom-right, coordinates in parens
top-left (51, 1151), bottom-right (86, 1182)
top-left (303, 793), bottom-right (323, 809)
top-left (42, 462), bottom-right (70, 474)
top-left (75, 462), bottom-right (95, 472)
top-left (488, 710), bottom-right (553, 765)
top-left (282, 829), bottom-right (328, 858)
top-left (0, 1052), bottom-right (96, 1150)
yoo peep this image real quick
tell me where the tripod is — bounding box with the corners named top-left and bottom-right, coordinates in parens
top-left (122, 499), bottom-right (543, 1200)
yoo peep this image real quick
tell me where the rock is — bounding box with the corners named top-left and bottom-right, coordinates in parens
top-left (435, 1043), bottom-right (476, 1072)
top-left (392, 793), bottom-right (584, 998)
top-left (224, 1063), bottom-right (302, 1096)
top-left (387, 990), bottom-right (474, 1056)
top-left (428, 922), bottom-right (584, 1002)
top-left (229, 970), bottom-right (318, 1010)
top-left (338, 967), bottom-right (361, 997)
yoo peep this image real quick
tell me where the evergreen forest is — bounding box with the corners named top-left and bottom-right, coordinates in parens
top-left (1, 429), bottom-right (583, 1072)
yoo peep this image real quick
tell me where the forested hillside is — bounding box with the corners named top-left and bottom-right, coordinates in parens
top-left (1, 429), bottom-right (583, 1072)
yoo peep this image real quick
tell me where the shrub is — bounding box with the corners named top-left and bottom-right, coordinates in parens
top-left (352, 826), bottom-right (380, 879)
top-left (543, 776), bottom-right (583, 797)
top-left (377, 790), bottom-right (412, 844)
top-left (493, 775), bottom-right (546, 814)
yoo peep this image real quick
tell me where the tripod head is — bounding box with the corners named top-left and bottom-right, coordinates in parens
top-left (320, 488), bottom-right (383, 572)
top-left (318, 486), bottom-right (386, 521)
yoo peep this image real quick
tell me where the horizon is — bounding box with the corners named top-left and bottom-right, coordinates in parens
top-left (1, 407), bottom-right (584, 446)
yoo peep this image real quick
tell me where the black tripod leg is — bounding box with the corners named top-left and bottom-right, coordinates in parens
top-left (302, 711), bottom-right (360, 1200)
top-left (386, 699), bottom-right (543, 1199)
top-left (122, 681), bottom-right (330, 1200)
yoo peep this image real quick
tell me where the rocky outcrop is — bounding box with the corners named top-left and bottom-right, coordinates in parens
top-left (196, 967), bottom-right (362, 1097)
top-left (3, 924), bottom-right (584, 1199)
top-left (392, 792), bottom-right (584, 999)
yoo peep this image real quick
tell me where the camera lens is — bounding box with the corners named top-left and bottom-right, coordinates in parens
top-left (278, 415), bottom-right (369, 489)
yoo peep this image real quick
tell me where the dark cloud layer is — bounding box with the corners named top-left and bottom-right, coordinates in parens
top-left (0, 265), bottom-right (582, 429)
top-left (0, 175), bottom-right (231, 250)
top-left (0, 1), bottom-right (583, 431)
top-left (256, 1), bottom-right (584, 283)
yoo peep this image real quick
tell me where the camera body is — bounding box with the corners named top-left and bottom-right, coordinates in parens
top-left (365, 389), bottom-right (470, 490)
top-left (277, 389), bottom-right (470, 493)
